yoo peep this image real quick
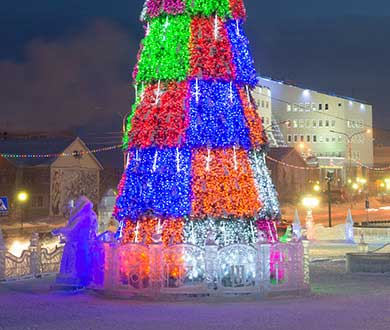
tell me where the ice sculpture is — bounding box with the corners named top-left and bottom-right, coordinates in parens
top-left (53, 196), bottom-right (98, 287)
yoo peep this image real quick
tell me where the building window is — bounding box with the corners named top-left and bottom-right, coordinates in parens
top-left (294, 135), bottom-right (298, 142)
top-left (312, 120), bottom-right (317, 128)
top-left (306, 135), bottom-right (311, 142)
top-left (312, 103), bottom-right (317, 111)
top-left (31, 196), bottom-right (44, 209)
top-left (261, 100), bottom-right (265, 108)
top-left (319, 120), bottom-right (323, 127)
top-left (325, 104), bottom-right (329, 111)
top-left (287, 104), bottom-right (292, 112)
top-left (287, 135), bottom-right (292, 143)
top-left (306, 120), bottom-right (311, 128)
top-left (299, 120), bottom-right (305, 128)
top-left (300, 135), bottom-right (304, 142)
top-left (319, 136), bottom-right (324, 143)
top-left (325, 136), bottom-right (330, 143)
top-left (293, 104), bottom-right (298, 112)
top-left (318, 104), bottom-right (322, 111)
top-left (266, 101), bottom-right (269, 109)
top-left (299, 103), bottom-right (304, 112)
top-left (325, 120), bottom-right (330, 127)
top-left (331, 120), bottom-right (336, 127)
top-left (338, 136), bottom-right (342, 143)
top-left (338, 103), bottom-right (342, 107)
top-left (293, 120), bottom-right (298, 128)
top-left (331, 136), bottom-right (336, 143)
top-left (305, 103), bottom-right (311, 111)
top-left (313, 135), bottom-right (317, 143)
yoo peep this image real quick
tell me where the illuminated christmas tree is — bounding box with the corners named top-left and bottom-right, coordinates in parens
top-left (113, 0), bottom-right (281, 247)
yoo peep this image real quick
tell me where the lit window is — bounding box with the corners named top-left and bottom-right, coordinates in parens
top-left (293, 120), bottom-right (298, 128)
top-left (287, 104), bottom-right (292, 112)
top-left (293, 104), bottom-right (298, 112)
top-left (338, 136), bottom-right (342, 143)
top-left (299, 120), bottom-right (305, 128)
top-left (287, 135), bottom-right (292, 143)
top-left (312, 103), bottom-right (317, 111)
top-left (312, 120), bottom-right (317, 128)
top-left (305, 103), bottom-right (310, 111)
top-left (319, 136), bottom-right (324, 143)
top-left (306, 120), bottom-right (311, 128)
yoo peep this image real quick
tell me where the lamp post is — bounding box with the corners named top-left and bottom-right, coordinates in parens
top-left (330, 129), bottom-right (371, 207)
top-left (326, 171), bottom-right (334, 227)
top-left (302, 196), bottom-right (319, 240)
top-left (17, 191), bottom-right (29, 231)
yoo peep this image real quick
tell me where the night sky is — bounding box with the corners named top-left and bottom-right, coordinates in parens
top-left (1, 0), bottom-right (390, 141)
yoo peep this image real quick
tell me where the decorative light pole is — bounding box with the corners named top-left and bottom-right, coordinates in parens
top-left (17, 191), bottom-right (29, 231)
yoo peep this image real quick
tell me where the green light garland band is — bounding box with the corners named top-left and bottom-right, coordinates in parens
top-left (185, 0), bottom-right (231, 18)
top-left (136, 15), bottom-right (191, 83)
top-left (123, 84), bottom-right (145, 150)
top-left (183, 217), bottom-right (258, 247)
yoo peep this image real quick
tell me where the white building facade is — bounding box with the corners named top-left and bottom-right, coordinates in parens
top-left (257, 77), bottom-right (374, 184)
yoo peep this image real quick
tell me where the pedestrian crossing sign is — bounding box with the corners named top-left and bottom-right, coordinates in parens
top-left (0, 197), bottom-right (8, 216)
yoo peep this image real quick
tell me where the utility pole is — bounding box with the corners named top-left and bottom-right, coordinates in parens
top-left (330, 129), bottom-right (371, 209)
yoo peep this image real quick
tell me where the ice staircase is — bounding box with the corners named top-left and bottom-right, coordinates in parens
top-left (268, 120), bottom-right (288, 148)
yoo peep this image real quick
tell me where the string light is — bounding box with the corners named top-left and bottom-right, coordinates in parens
top-left (0, 144), bottom-right (122, 159)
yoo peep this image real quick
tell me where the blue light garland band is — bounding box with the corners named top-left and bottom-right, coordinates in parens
top-left (186, 80), bottom-right (251, 149)
top-left (115, 147), bottom-right (192, 221)
top-left (226, 19), bottom-right (257, 86)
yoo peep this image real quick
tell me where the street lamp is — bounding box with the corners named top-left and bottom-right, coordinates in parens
top-left (17, 191), bottom-right (29, 230)
top-left (330, 129), bottom-right (371, 207)
top-left (302, 196), bottom-right (319, 240)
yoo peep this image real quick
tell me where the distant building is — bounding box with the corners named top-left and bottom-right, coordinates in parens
top-left (371, 144), bottom-right (390, 195)
top-left (0, 137), bottom-right (103, 221)
top-left (258, 77), bottom-right (374, 184)
top-left (266, 147), bottom-right (317, 203)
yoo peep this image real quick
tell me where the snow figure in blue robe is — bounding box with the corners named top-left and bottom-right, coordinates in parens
top-left (53, 196), bottom-right (98, 287)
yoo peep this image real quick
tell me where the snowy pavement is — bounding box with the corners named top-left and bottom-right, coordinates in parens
top-left (1, 261), bottom-right (390, 330)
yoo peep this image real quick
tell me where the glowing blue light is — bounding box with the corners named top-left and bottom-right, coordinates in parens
top-left (186, 80), bottom-right (252, 149)
top-left (115, 147), bottom-right (192, 221)
top-left (303, 89), bottom-right (310, 97)
top-left (225, 19), bottom-right (257, 86)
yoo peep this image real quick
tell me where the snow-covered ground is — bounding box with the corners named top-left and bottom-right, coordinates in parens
top-left (1, 261), bottom-right (390, 330)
